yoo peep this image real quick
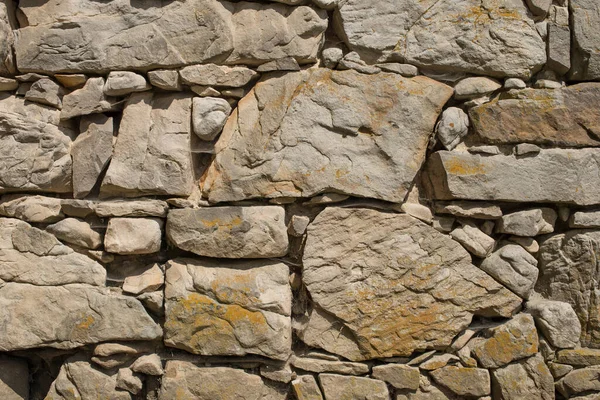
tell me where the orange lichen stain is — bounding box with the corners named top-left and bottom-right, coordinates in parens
top-left (445, 157), bottom-right (487, 175)
top-left (211, 273), bottom-right (258, 305)
top-left (201, 216), bottom-right (242, 230)
top-left (76, 315), bottom-right (95, 330)
top-left (336, 169), bottom-right (349, 179)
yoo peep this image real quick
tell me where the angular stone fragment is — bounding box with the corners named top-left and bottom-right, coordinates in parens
top-left (257, 57), bottom-right (300, 72)
top-left (292, 375), bottom-right (323, 400)
top-left (0, 1), bottom-right (14, 77)
top-left (547, 23), bottom-right (571, 75)
top-left (557, 367), bottom-right (600, 397)
top-left (335, 0), bottom-right (545, 78)
top-left (570, 211), bottom-right (600, 228)
top-left (104, 218), bottom-right (163, 255)
top-left (46, 218), bottom-right (102, 249)
top-left (0, 195), bottom-right (63, 222)
top-left (318, 374), bottom-right (389, 400)
top-left (94, 199), bottom-right (169, 218)
top-left (289, 355), bottom-right (368, 375)
top-left (377, 63), bottom-right (418, 77)
top-left (180, 64), bottom-right (257, 87)
top-left (24, 78), bottom-right (63, 109)
top-left (164, 258), bottom-right (292, 360)
top-left (569, 0), bottom-right (600, 80)
top-left (450, 222), bottom-right (495, 258)
top-left (454, 77), bottom-right (502, 100)
top-left (166, 206), bottom-right (288, 258)
top-left (491, 353), bottom-right (554, 400)
top-left (159, 361), bottom-right (278, 400)
top-left (60, 77), bottom-right (120, 120)
top-left (472, 314), bottom-right (539, 368)
top-left (436, 107), bottom-right (469, 150)
top-left (371, 364), bottom-right (420, 390)
top-left (148, 70), bottom-right (181, 91)
top-left (123, 264), bottom-right (164, 295)
top-left (470, 84), bottom-right (600, 147)
top-left (426, 149), bottom-right (600, 205)
top-left (527, 298), bottom-right (581, 349)
top-left (537, 231), bottom-right (600, 347)
top-left (300, 208), bottom-right (521, 361)
top-left (419, 353), bottom-right (460, 371)
top-left (288, 215), bottom-right (310, 237)
top-left (104, 71), bottom-right (150, 96)
top-left (338, 51), bottom-right (381, 74)
top-left (116, 368), bottom-right (142, 394)
top-left (54, 74), bottom-right (87, 89)
top-left (0, 219), bottom-right (105, 286)
top-left (132, 354), bottom-right (163, 376)
top-left (430, 366), bottom-right (490, 397)
top-left (557, 349), bottom-right (600, 366)
top-left (0, 77), bottom-right (17, 91)
top-left (0, 283), bottom-right (162, 351)
top-left (72, 114), bottom-right (114, 198)
top-left (434, 201), bottom-right (502, 219)
top-left (192, 97), bottom-right (232, 141)
top-left (479, 244), bottom-right (539, 299)
top-left (16, 0), bottom-right (327, 73)
top-left (203, 69), bottom-right (453, 203)
top-left (101, 92), bottom-right (194, 197)
top-left (0, 356), bottom-right (28, 400)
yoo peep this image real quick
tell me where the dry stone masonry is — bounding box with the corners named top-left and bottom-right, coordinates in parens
top-left (0, 0), bottom-right (598, 399)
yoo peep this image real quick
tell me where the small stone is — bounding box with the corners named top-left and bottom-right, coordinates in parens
top-left (434, 201), bottom-right (502, 219)
top-left (290, 355), bottom-right (369, 375)
top-left (61, 77), bottom-right (120, 119)
top-left (548, 362), bottom-right (573, 379)
top-left (468, 145), bottom-right (502, 155)
top-left (515, 143), bottom-right (541, 156)
top-left (116, 368), bottom-right (143, 395)
top-left (497, 208), bottom-right (557, 236)
top-left (371, 364), bottom-right (420, 390)
top-left (536, 21), bottom-right (548, 39)
top-left (148, 70), bottom-right (181, 91)
top-left (0, 195), bottom-right (63, 223)
top-left (479, 244), bottom-right (539, 299)
top-left (257, 57), bottom-right (300, 72)
top-left (191, 86), bottom-right (221, 97)
top-left (407, 350), bottom-right (437, 366)
top-left (54, 74), bottom-right (87, 89)
top-left (504, 78), bottom-right (527, 89)
top-left (400, 203), bottom-right (432, 224)
top-left (132, 354), bottom-right (163, 376)
top-left (46, 218), bottom-right (102, 249)
top-left (472, 314), bottom-right (539, 368)
top-left (436, 107), bottom-right (469, 150)
top-left (104, 218), bottom-right (163, 255)
top-left (288, 215), bottom-right (310, 237)
top-left (547, 23), bottom-right (571, 75)
top-left (94, 343), bottom-right (146, 357)
top-left (24, 78), bottom-right (63, 108)
top-left (450, 222), bottom-right (495, 258)
top-left (454, 77), bottom-right (502, 100)
top-left (259, 364), bottom-right (294, 383)
top-left (491, 353), bottom-right (554, 400)
top-left (557, 349), bottom-right (600, 367)
top-left (123, 264), bottom-right (164, 295)
top-left (0, 356), bottom-right (29, 400)
top-left (60, 199), bottom-right (95, 218)
top-left (94, 199), bottom-right (169, 218)
top-left (104, 71), bottom-right (151, 96)
top-left (569, 210), bottom-right (600, 228)
top-left (318, 374), bottom-right (389, 400)
top-left (432, 215), bottom-right (454, 233)
top-left (527, 298), bottom-right (581, 349)
top-left (508, 236), bottom-right (539, 253)
top-left (192, 97), bottom-right (232, 141)
top-left (534, 79), bottom-right (563, 89)
top-left (322, 47), bottom-right (343, 69)
top-left (0, 77), bottom-right (18, 91)
top-left (337, 51), bottom-right (381, 74)
top-left (16, 73), bottom-right (45, 82)
top-left (304, 193), bottom-right (350, 205)
top-left (481, 220), bottom-right (495, 236)
top-left (419, 354), bottom-right (460, 371)
top-left (137, 291), bottom-right (164, 315)
top-left (430, 366), bottom-right (491, 397)
top-left (457, 346), bottom-right (478, 367)
top-left (179, 64), bottom-right (258, 87)
top-left (292, 375), bottom-right (323, 400)
top-left (220, 88), bottom-right (246, 99)
top-left (376, 63), bottom-right (418, 77)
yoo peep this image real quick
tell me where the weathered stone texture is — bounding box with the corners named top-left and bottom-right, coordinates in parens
top-left (569, 0), bottom-right (600, 80)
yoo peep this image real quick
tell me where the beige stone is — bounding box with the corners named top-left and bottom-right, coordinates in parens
top-left (104, 218), bottom-right (163, 255)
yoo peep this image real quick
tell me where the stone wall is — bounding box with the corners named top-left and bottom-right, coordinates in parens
top-left (0, 0), bottom-right (599, 399)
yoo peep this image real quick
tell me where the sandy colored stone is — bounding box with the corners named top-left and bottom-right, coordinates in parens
top-left (450, 222), bottom-right (495, 258)
top-left (557, 367), bottom-right (600, 397)
top-left (527, 298), bottom-right (581, 349)
top-left (93, 199), bottom-right (169, 218)
top-left (292, 375), bottom-right (323, 400)
top-left (104, 217), bottom-right (163, 255)
top-left (60, 77), bottom-right (120, 120)
top-left (104, 71), bottom-right (150, 96)
top-left (318, 374), bottom-right (389, 400)
top-left (300, 208), bottom-right (521, 361)
top-left (430, 366), bottom-right (490, 397)
top-left (132, 354), bottom-right (163, 376)
top-left (164, 258), bottom-right (292, 360)
top-left (491, 353), bottom-right (554, 400)
top-left (24, 78), bottom-right (63, 109)
top-left (180, 64), bottom-right (257, 87)
top-left (148, 70), bottom-right (181, 91)
top-left (0, 195), bottom-right (63, 223)
top-left (454, 77), bottom-right (502, 100)
top-left (479, 244), bottom-right (539, 299)
top-left (557, 348), bottom-right (600, 366)
top-left (289, 355), bottom-right (368, 375)
top-left (192, 97), bottom-right (232, 141)
top-left (122, 264), bottom-right (164, 295)
top-left (570, 210), bottom-right (600, 228)
top-left (497, 208), bottom-right (557, 236)
top-left (434, 201), bottom-right (502, 219)
top-left (46, 218), bottom-right (102, 249)
top-left (371, 364), bottom-right (420, 390)
top-left (203, 69), bottom-right (453, 203)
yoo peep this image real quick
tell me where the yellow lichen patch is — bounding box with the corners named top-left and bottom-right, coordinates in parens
top-left (444, 157), bottom-right (487, 175)
top-left (200, 216), bottom-right (243, 230)
top-left (210, 272), bottom-right (258, 305)
top-left (76, 315), bottom-right (95, 330)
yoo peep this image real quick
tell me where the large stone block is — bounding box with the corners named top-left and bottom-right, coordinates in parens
top-left (15, 0), bottom-right (327, 73)
top-left (299, 207), bottom-right (521, 361)
top-left (569, 0), bottom-right (600, 80)
top-left (426, 149), bottom-right (600, 205)
top-left (164, 258), bottom-right (292, 360)
top-left (334, 0), bottom-right (545, 78)
top-left (203, 69), bottom-right (452, 203)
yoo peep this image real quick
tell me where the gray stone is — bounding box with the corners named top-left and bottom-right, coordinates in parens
top-left (338, 51), bottom-right (381, 74)
top-left (318, 374), bottom-right (389, 400)
top-left (289, 355), bottom-right (368, 375)
top-left (123, 264), bottom-right (164, 295)
top-left (0, 1), bottom-right (14, 76)
top-left (104, 217), bottom-right (163, 255)
top-left (0, 356), bottom-right (28, 400)
top-left (180, 64), bottom-right (258, 87)
top-left (288, 215), bottom-right (310, 237)
top-left (491, 353), bottom-right (554, 400)
top-left (0, 195), bottom-right (63, 223)
top-left (335, 0), bottom-right (545, 78)
top-left (60, 77), bottom-right (120, 120)
top-left (377, 63), bottom-right (418, 77)
top-left (557, 367), bottom-right (600, 397)
top-left (514, 143), bottom-right (541, 156)
top-left (292, 375), bottom-right (323, 400)
top-left (433, 216), bottom-right (455, 233)
top-left (450, 222), bottom-right (495, 258)
top-left (434, 201), bottom-right (502, 219)
top-left (430, 366), bottom-right (490, 397)
top-left (24, 78), bottom-right (63, 109)
top-left (132, 354), bottom-right (163, 376)
top-left (166, 206), bottom-right (288, 258)
top-left (0, 283), bottom-right (162, 351)
top-left (299, 208), bottom-right (521, 361)
top-left (164, 258), bottom-right (292, 360)
top-left (0, 77), bottom-right (17, 91)
top-left (508, 236), bottom-right (539, 254)
top-left (46, 218), bottom-right (103, 249)
top-left (192, 97), bottom-right (232, 141)
top-left (534, 79), bottom-right (563, 89)
top-left (322, 47), bottom-right (343, 68)
top-left (537, 231), bottom-right (600, 347)
top-left (148, 69), bottom-right (181, 91)
top-left (526, 0), bottom-right (552, 16)
top-left (479, 244), bottom-right (539, 299)
top-left (527, 298), bottom-right (581, 349)
top-left (454, 77), bottom-right (502, 100)
top-left (104, 71), bottom-right (150, 96)
top-left (101, 92), bottom-right (194, 197)
top-left (116, 368), bottom-right (142, 394)
top-left (569, 0), bottom-right (600, 80)
top-left (203, 69), bottom-right (453, 203)
top-left (547, 23), bottom-right (571, 75)
top-left (504, 78), bottom-right (527, 89)
top-left (72, 114), bottom-right (114, 198)
top-left (436, 107), bottom-right (469, 151)
top-left (94, 199), bottom-right (169, 218)
top-left (371, 364), bottom-right (420, 390)
top-left (557, 348), bottom-right (600, 367)
top-left (569, 211), bottom-right (600, 228)
top-left (426, 149), bottom-right (600, 205)
top-left (257, 57), bottom-right (301, 72)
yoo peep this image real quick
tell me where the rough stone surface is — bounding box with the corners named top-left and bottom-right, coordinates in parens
top-left (335, 0), bottom-right (546, 78)
top-left (454, 77), bottom-right (502, 100)
top-left (557, 348), bottom-right (600, 367)
top-left (479, 244), bottom-right (539, 299)
top-left (122, 264), bottom-right (164, 295)
top-left (300, 208), bottom-right (521, 361)
top-left (104, 71), bottom-right (150, 96)
top-left (46, 218), bottom-right (102, 249)
top-left (569, 211), bottom-right (600, 228)
top-left (430, 366), bottom-right (491, 397)
top-left (497, 208), bottom-right (557, 236)
top-left (60, 77), bottom-right (119, 120)
top-left (166, 206), bottom-right (288, 258)
top-left (180, 64), bottom-right (258, 87)
top-left (104, 217), bottom-right (163, 255)
top-left (24, 78), bottom-right (63, 109)
top-left (290, 355), bottom-right (369, 375)
top-left (426, 149), bottom-right (600, 205)
top-left (371, 364), bottom-right (420, 390)
top-left (292, 375), bottom-right (323, 400)
top-left (131, 354), bottom-right (163, 376)
top-left (318, 374), bottom-right (389, 400)
top-left (570, 0), bottom-right (600, 80)
top-left (434, 201), bottom-right (502, 219)
top-left (450, 222), bottom-right (495, 258)
top-left (491, 353), bottom-right (554, 400)
top-left (148, 70), bottom-right (181, 91)
top-left (203, 69), bottom-right (452, 203)
top-left (0, 195), bottom-right (63, 223)
top-left (192, 97), bottom-right (232, 141)
top-left (436, 107), bottom-right (469, 151)
top-left (94, 199), bottom-right (169, 218)
top-left (557, 367), bottom-right (600, 397)
top-left (164, 258), bottom-right (292, 360)
top-left (527, 298), bottom-right (581, 349)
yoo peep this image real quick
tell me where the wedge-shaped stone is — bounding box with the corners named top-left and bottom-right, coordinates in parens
top-left (166, 206), bottom-right (288, 258)
top-left (0, 283), bottom-right (162, 351)
top-left (557, 367), bottom-right (600, 398)
top-left (470, 84), bottom-right (600, 147)
top-left (537, 231), bottom-right (600, 348)
top-left (101, 92), bottom-right (194, 197)
top-left (0, 94), bottom-right (72, 193)
top-left (300, 208), bottom-right (521, 361)
top-left (527, 298), bottom-right (581, 349)
top-left (15, 0), bottom-right (327, 74)
top-left (164, 258), bottom-right (292, 360)
top-left (426, 149), bottom-right (600, 205)
top-left (0, 218), bottom-right (105, 286)
top-left (335, 0), bottom-right (545, 78)
top-left (570, 0), bottom-right (600, 80)
top-left (479, 244), bottom-right (539, 299)
top-left (203, 69), bottom-right (452, 203)
top-left (491, 354), bottom-right (554, 400)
